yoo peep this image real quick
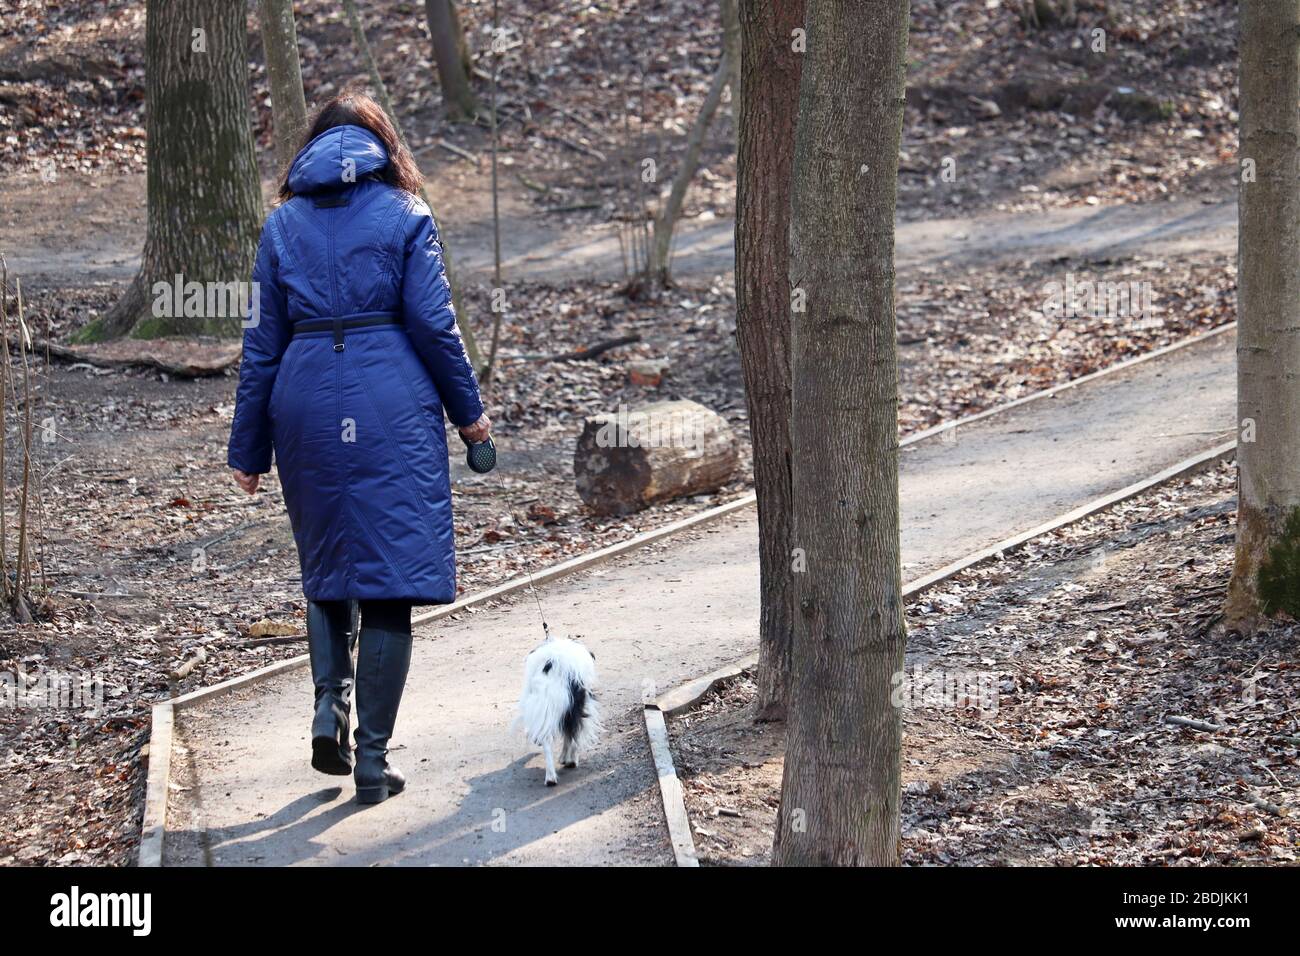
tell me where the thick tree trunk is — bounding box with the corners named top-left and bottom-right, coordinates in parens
top-left (425, 0), bottom-right (480, 121)
top-left (1225, 0), bottom-right (1300, 628)
top-left (259, 0), bottom-right (309, 174)
top-left (774, 0), bottom-right (910, 867)
top-left (734, 0), bottom-right (804, 721)
top-left (88, 0), bottom-right (262, 340)
top-left (574, 400), bottom-right (738, 515)
top-left (447, 0), bottom-right (475, 81)
top-left (647, 57), bottom-right (728, 284)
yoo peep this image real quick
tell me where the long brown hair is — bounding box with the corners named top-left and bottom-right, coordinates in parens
top-left (277, 90), bottom-right (423, 202)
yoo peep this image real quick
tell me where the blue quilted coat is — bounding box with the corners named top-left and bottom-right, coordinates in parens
top-left (227, 125), bottom-right (483, 604)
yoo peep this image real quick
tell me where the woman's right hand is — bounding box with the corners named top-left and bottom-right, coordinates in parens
top-left (232, 469), bottom-right (260, 495)
top-left (459, 412), bottom-right (491, 444)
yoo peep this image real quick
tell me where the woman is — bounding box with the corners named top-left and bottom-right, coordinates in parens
top-left (227, 92), bottom-right (490, 805)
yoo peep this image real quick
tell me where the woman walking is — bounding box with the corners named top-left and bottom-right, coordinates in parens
top-left (227, 92), bottom-right (490, 804)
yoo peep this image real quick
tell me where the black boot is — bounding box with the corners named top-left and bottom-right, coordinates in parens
top-left (308, 600), bottom-right (358, 776)
top-left (353, 601), bottom-right (412, 804)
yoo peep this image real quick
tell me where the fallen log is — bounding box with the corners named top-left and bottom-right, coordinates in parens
top-left (505, 334), bottom-right (641, 363)
top-left (549, 334), bottom-right (641, 362)
top-left (170, 648), bottom-right (207, 681)
top-left (436, 138), bottom-right (478, 165)
top-left (541, 130), bottom-right (607, 162)
top-left (41, 338), bottom-right (241, 377)
top-left (244, 634), bottom-right (306, 647)
top-left (574, 399), bottom-right (738, 515)
top-left (1165, 715), bottom-right (1223, 733)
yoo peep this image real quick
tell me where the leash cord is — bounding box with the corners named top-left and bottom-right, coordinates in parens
top-left (526, 567), bottom-right (549, 638)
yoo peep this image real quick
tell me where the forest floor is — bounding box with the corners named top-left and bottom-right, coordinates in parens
top-left (3, 0), bottom-right (1237, 219)
top-left (0, 0), bottom-right (1253, 865)
top-left (672, 464), bottom-right (1300, 867)
top-left (1, 0), bottom-right (1238, 289)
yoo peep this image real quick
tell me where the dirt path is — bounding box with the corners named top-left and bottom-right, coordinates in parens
top-left (461, 194), bottom-right (1236, 282)
top-left (2, 168), bottom-right (1235, 288)
top-left (163, 327), bottom-right (1235, 866)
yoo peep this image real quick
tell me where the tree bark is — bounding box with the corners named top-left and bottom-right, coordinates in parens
top-left (1017, 0), bottom-right (1076, 28)
top-left (574, 400), bottom-right (738, 515)
top-left (734, 0), bottom-right (804, 721)
top-left (482, 0), bottom-right (504, 387)
top-left (0, 265), bottom-right (9, 602)
top-left (1225, 0), bottom-right (1300, 628)
top-left (425, 0), bottom-right (480, 121)
top-left (774, 0), bottom-right (910, 867)
top-left (88, 0), bottom-right (262, 340)
top-left (647, 57), bottom-right (728, 284)
top-left (448, 0), bottom-right (475, 81)
top-left (259, 0), bottom-right (309, 174)
top-left (720, 0), bottom-right (742, 116)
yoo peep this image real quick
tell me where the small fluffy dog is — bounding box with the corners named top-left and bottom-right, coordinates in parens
top-left (517, 633), bottom-right (600, 785)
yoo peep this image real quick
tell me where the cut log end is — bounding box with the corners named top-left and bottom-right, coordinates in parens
top-left (574, 399), bottom-right (739, 515)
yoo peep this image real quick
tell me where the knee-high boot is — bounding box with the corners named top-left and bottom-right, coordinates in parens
top-left (352, 602), bottom-right (412, 804)
top-left (308, 600), bottom-right (358, 775)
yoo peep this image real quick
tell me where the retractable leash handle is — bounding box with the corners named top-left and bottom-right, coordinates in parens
top-left (461, 434), bottom-right (497, 474)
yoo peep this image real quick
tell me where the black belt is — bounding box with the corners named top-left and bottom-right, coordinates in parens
top-left (292, 312), bottom-right (402, 351)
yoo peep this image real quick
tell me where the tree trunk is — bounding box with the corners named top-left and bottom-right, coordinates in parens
top-left (482, 0), bottom-right (504, 387)
top-left (87, 0), bottom-right (262, 340)
top-left (574, 400), bottom-right (739, 515)
top-left (1225, 0), bottom-right (1300, 628)
top-left (447, 0), bottom-right (475, 81)
top-left (720, 0), bottom-right (742, 116)
top-left (773, 0), bottom-right (910, 867)
top-left (259, 0), bottom-right (309, 174)
top-left (343, 0), bottom-right (485, 373)
top-left (1017, 0), bottom-right (1076, 28)
top-left (734, 0), bottom-right (804, 721)
top-left (425, 0), bottom-right (480, 121)
top-left (0, 265), bottom-right (9, 603)
top-left (646, 57), bottom-right (728, 285)
top-left (343, 0), bottom-right (410, 147)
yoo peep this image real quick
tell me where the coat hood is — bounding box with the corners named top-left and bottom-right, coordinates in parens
top-left (287, 125), bottom-right (389, 195)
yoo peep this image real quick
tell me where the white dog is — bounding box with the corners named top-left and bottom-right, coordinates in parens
top-left (517, 634), bottom-right (600, 785)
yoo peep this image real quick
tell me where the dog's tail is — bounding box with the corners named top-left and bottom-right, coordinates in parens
top-left (561, 677), bottom-right (601, 750)
top-left (562, 679), bottom-right (586, 740)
